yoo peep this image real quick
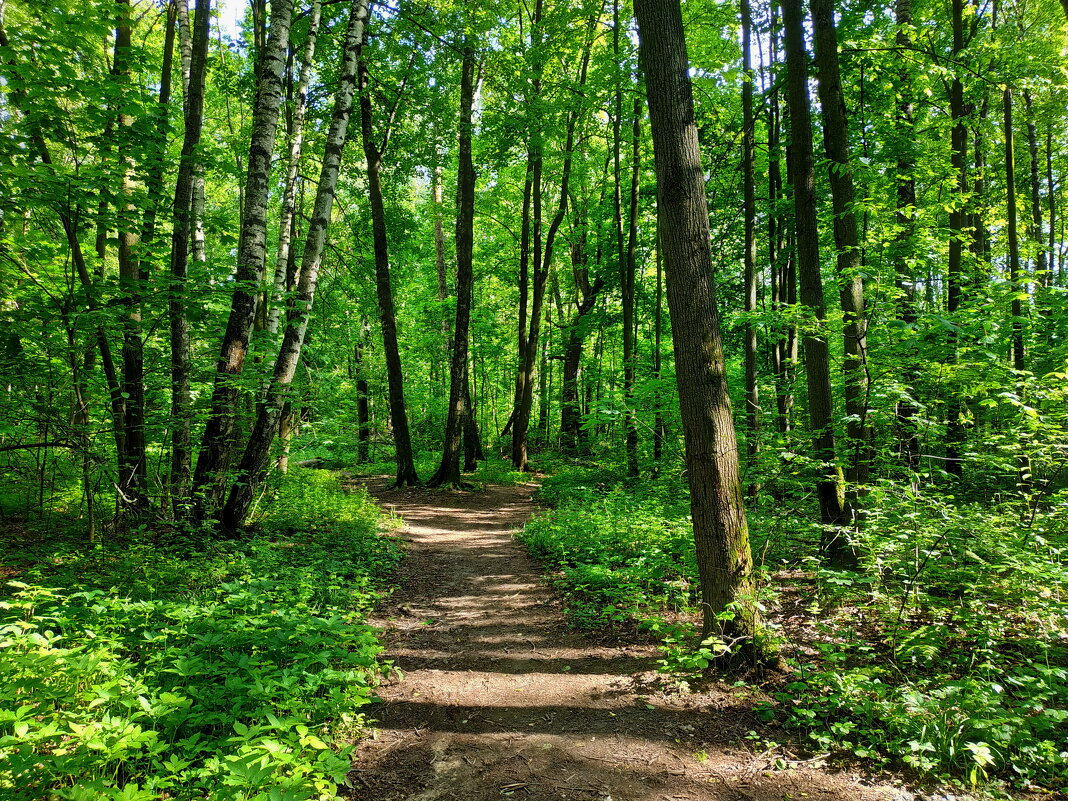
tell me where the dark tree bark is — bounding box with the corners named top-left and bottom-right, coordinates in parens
top-left (429, 43), bottom-right (477, 488)
top-left (114, 0), bottom-right (148, 513)
top-left (810, 0), bottom-right (870, 492)
top-left (169, 0), bottom-right (210, 514)
top-left (359, 23), bottom-right (418, 488)
top-left (560, 215), bottom-right (604, 456)
top-left (613, 0), bottom-right (639, 479)
top-left (192, 0), bottom-right (294, 516)
top-left (222, 0), bottom-right (367, 530)
top-left (634, 0), bottom-right (763, 657)
top-left (782, 0), bottom-right (854, 566)
top-left (741, 0), bottom-right (760, 496)
top-left (767, 11), bottom-right (795, 437)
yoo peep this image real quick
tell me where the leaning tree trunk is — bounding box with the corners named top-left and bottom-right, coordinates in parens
top-left (169, 0), bottom-right (211, 514)
top-left (222, 0), bottom-right (367, 530)
top-left (633, 0), bottom-right (763, 659)
top-left (428, 43), bottom-right (477, 488)
top-left (782, 0), bottom-right (855, 567)
top-left (359, 24), bottom-right (418, 487)
top-left (192, 0), bottom-right (294, 516)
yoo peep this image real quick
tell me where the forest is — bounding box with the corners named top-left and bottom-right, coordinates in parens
top-left (0, 0), bottom-right (1066, 797)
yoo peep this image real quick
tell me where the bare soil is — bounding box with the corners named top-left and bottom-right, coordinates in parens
top-left (347, 478), bottom-right (912, 801)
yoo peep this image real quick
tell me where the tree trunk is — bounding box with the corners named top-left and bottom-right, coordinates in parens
top-left (169, 0), bottom-right (210, 514)
top-left (355, 317), bottom-right (371, 463)
top-left (222, 0), bottom-right (366, 530)
top-left (892, 0), bottom-right (920, 475)
top-left (653, 222), bottom-right (665, 467)
top-left (429, 43), bottom-right (477, 488)
top-left (782, 0), bottom-right (855, 566)
top-left (192, 0), bottom-right (294, 516)
top-left (945, 0), bottom-right (967, 478)
top-left (359, 20), bottom-right (418, 488)
top-left (114, 0), bottom-right (148, 513)
top-left (267, 0), bottom-right (321, 337)
top-left (634, 0), bottom-right (763, 658)
top-left (513, 10), bottom-right (595, 471)
top-left (1022, 92), bottom-right (1047, 286)
top-left (810, 0), bottom-right (869, 491)
top-left (741, 0), bottom-right (760, 496)
top-left (614, 0), bottom-right (639, 479)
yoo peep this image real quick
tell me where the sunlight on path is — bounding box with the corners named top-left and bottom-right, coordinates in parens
top-left (347, 480), bottom-right (905, 801)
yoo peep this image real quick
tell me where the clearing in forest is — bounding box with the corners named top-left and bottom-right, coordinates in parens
top-left (347, 479), bottom-right (908, 801)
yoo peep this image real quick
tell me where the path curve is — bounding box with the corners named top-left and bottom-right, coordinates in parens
top-left (347, 479), bottom-right (903, 801)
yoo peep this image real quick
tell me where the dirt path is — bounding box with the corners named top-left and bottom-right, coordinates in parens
top-left (348, 480), bottom-right (907, 801)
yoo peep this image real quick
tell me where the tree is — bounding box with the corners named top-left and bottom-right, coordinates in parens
top-left (428, 41), bottom-right (477, 489)
top-left (633, 0), bottom-right (763, 656)
top-left (169, 0), bottom-right (211, 514)
top-left (222, 0), bottom-right (367, 530)
top-left (191, 0), bottom-right (294, 517)
top-left (782, 0), bottom-right (855, 566)
top-left (358, 8), bottom-right (418, 488)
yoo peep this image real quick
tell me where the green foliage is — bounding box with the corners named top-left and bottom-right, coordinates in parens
top-left (0, 470), bottom-right (402, 800)
top-left (519, 468), bottom-right (1068, 790)
top-left (518, 471), bottom-right (696, 629)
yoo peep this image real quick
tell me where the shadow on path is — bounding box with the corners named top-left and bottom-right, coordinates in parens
top-left (346, 479), bottom-right (902, 801)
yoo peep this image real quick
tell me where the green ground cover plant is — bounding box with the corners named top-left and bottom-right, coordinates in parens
top-left (0, 469), bottom-right (402, 800)
top-left (517, 464), bottom-right (1068, 791)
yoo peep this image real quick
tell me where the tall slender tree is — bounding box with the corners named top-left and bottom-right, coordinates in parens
top-left (222, 0), bottom-right (367, 530)
top-left (782, 0), bottom-right (855, 566)
top-left (429, 42), bottom-right (477, 488)
top-left (192, 0), bottom-right (294, 516)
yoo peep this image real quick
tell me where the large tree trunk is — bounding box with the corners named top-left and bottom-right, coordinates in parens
top-left (810, 0), bottom-right (869, 492)
top-left (169, 0), bottom-right (210, 514)
top-left (741, 0), bottom-right (760, 496)
top-left (428, 43), bottom-right (477, 488)
top-left (359, 23), bottom-right (418, 487)
top-left (222, 0), bottom-right (367, 530)
top-left (192, 0), bottom-right (294, 516)
top-left (633, 0), bottom-right (763, 658)
top-left (782, 0), bottom-right (855, 566)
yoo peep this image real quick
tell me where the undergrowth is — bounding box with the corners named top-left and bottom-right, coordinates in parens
top-left (0, 469), bottom-right (402, 800)
top-left (518, 463), bottom-right (1068, 792)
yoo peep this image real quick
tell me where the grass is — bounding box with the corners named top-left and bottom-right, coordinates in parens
top-left (0, 468), bottom-right (402, 800)
top-left (516, 462), bottom-right (1068, 792)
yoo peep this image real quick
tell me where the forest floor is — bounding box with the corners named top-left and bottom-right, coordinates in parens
top-left (345, 478), bottom-right (923, 801)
